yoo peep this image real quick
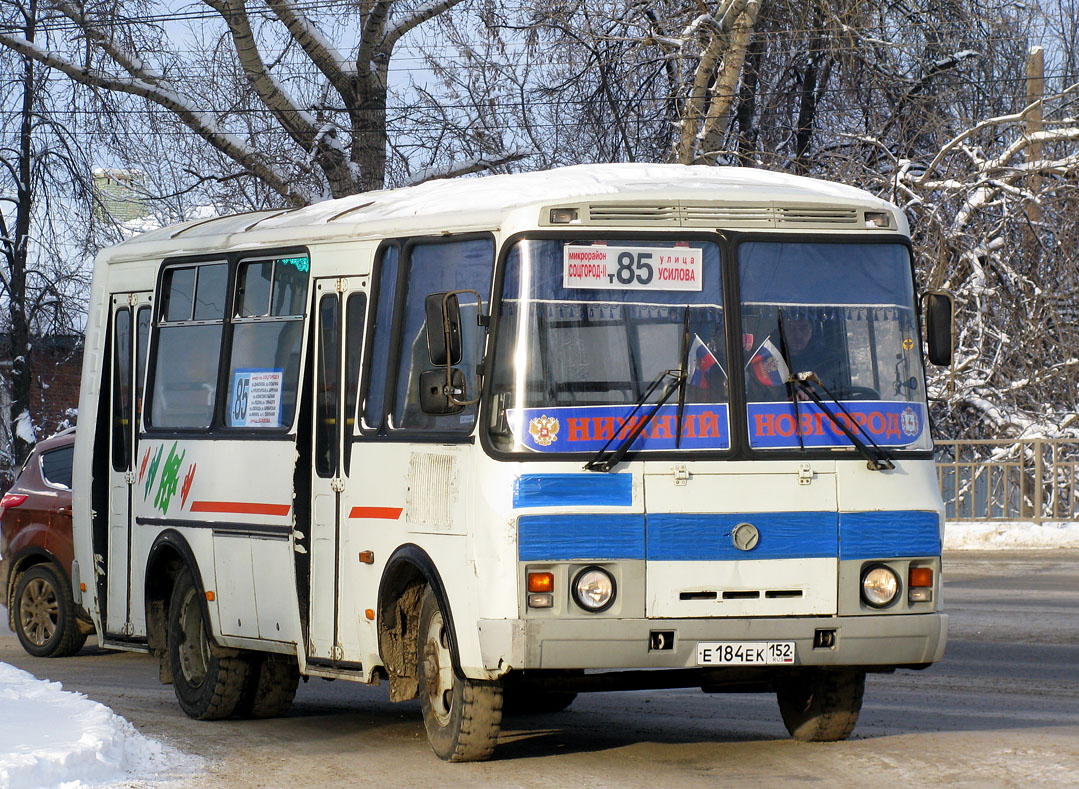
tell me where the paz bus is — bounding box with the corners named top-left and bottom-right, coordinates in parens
top-left (71, 163), bottom-right (951, 761)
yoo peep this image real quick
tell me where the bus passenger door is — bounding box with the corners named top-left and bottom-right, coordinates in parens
top-left (307, 279), bottom-right (350, 662)
top-left (105, 292), bottom-right (151, 637)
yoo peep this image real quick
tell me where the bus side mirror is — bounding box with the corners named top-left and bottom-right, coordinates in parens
top-left (425, 292), bottom-right (462, 366)
top-left (419, 369), bottom-right (466, 414)
top-left (924, 291), bottom-right (953, 366)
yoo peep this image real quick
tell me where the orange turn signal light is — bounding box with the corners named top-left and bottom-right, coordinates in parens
top-left (528, 572), bottom-right (554, 593)
top-left (205, 591), bottom-right (216, 602)
top-left (909, 567), bottom-right (933, 588)
top-left (365, 609), bottom-right (375, 621)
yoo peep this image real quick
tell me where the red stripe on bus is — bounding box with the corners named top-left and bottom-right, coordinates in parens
top-left (349, 506), bottom-right (403, 520)
top-left (190, 501), bottom-right (292, 516)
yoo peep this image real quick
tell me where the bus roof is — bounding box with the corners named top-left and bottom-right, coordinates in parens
top-left (98, 163), bottom-right (900, 264)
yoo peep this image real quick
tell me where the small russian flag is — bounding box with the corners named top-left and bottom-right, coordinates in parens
top-left (688, 334), bottom-right (722, 388)
top-left (747, 337), bottom-right (790, 387)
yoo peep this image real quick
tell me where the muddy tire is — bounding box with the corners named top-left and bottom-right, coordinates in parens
top-left (777, 669), bottom-right (865, 742)
top-left (167, 568), bottom-right (250, 720)
top-left (417, 588), bottom-right (502, 761)
top-left (13, 564), bottom-right (87, 658)
top-left (238, 653), bottom-right (300, 718)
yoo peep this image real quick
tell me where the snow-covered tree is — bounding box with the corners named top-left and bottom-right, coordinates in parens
top-left (0, 0), bottom-right (532, 206)
top-left (1, 0), bottom-right (97, 472)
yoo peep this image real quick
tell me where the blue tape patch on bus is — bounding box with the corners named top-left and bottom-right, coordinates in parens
top-left (748, 401), bottom-right (925, 449)
top-left (518, 515), bottom-right (646, 561)
top-left (647, 512), bottom-right (838, 561)
top-left (513, 474), bottom-right (633, 508)
top-left (507, 403), bottom-right (730, 453)
top-left (518, 510), bottom-right (941, 561)
top-left (839, 511), bottom-right (941, 559)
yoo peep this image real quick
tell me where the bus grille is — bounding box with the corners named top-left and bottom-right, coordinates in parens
top-left (581, 203), bottom-right (864, 229)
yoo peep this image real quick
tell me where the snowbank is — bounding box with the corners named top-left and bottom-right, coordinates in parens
top-left (944, 521), bottom-right (1079, 550)
top-left (0, 662), bottom-right (200, 789)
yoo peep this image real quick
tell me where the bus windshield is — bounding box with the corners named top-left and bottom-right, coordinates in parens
top-left (488, 238), bottom-right (729, 454)
top-left (487, 237), bottom-right (931, 455)
top-left (739, 241), bottom-right (931, 452)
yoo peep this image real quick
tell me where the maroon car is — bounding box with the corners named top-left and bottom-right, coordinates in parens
top-left (1, 428), bottom-right (93, 656)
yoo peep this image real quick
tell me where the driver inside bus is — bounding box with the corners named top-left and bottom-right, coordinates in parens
top-left (746, 316), bottom-right (841, 401)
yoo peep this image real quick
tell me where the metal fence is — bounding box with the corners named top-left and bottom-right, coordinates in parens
top-left (935, 438), bottom-right (1079, 523)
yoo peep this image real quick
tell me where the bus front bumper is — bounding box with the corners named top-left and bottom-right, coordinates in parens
top-left (478, 612), bottom-right (947, 672)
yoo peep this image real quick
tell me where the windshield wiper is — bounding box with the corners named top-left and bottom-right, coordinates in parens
top-left (775, 309), bottom-right (805, 452)
top-left (675, 308), bottom-right (691, 449)
top-left (790, 372), bottom-right (896, 471)
top-left (584, 368), bottom-right (685, 473)
top-left (775, 308), bottom-right (892, 470)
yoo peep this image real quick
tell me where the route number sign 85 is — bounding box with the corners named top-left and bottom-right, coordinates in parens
top-left (563, 245), bottom-right (703, 292)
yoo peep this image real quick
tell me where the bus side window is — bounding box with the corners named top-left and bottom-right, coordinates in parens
top-left (148, 263), bottom-right (227, 429)
top-left (343, 292), bottom-right (367, 475)
top-left (225, 255), bottom-right (309, 429)
top-left (391, 238), bottom-right (493, 433)
top-left (361, 246), bottom-right (399, 431)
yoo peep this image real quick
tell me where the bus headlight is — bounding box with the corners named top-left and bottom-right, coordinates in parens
top-left (861, 565), bottom-right (900, 607)
top-left (573, 567), bottom-right (616, 612)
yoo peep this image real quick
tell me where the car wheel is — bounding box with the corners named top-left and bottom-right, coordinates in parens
top-left (167, 567), bottom-right (250, 720)
top-left (417, 587), bottom-right (503, 761)
top-left (13, 564), bottom-right (87, 658)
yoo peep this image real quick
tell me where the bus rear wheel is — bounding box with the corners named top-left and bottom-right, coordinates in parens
top-left (167, 568), bottom-right (250, 720)
top-left (776, 669), bottom-right (865, 742)
top-left (417, 588), bottom-right (502, 761)
top-left (238, 653), bottom-right (300, 718)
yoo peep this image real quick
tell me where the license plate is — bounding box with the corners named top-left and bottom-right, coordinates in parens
top-left (696, 641), bottom-right (796, 666)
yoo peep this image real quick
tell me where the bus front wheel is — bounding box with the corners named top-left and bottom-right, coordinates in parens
top-left (167, 567), bottom-right (250, 720)
top-left (776, 669), bottom-right (865, 742)
top-left (417, 587), bottom-right (503, 761)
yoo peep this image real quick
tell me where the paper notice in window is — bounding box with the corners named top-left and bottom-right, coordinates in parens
top-left (231, 369), bottom-right (284, 427)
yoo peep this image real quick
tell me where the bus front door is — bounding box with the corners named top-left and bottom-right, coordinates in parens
top-left (105, 292), bottom-right (151, 637)
top-left (306, 279), bottom-right (366, 666)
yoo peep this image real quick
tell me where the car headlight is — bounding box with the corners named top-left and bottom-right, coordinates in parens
top-left (573, 566), bottom-right (616, 612)
top-left (861, 565), bottom-right (900, 607)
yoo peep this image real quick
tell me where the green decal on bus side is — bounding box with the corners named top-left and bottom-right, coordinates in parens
top-left (154, 441), bottom-right (186, 515)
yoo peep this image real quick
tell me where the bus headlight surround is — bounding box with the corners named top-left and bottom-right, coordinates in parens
top-left (572, 566), bottom-right (616, 612)
top-left (861, 565), bottom-right (900, 607)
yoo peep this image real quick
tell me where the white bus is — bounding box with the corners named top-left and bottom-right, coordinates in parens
top-left (72, 163), bottom-right (951, 761)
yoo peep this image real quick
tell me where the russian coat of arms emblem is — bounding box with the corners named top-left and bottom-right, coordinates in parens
top-left (528, 415), bottom-right (559, 447)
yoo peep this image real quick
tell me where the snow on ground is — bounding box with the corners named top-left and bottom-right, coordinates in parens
top-left (0, 519), bottom-right (1073, 789)
top-left (945, 520), bottom-right (1079, 550)
top-left (0, 662), bottom-right (200, 789)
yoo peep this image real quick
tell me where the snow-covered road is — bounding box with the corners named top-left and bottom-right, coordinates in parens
top-left (1, 522), bottom-right (1077, 788)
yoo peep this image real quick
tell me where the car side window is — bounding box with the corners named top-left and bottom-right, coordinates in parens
top-left (40, 445), bottom-right (74, 490)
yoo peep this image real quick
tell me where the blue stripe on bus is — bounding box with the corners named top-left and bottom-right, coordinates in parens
top-left (517, 510), bottom-right (942, 562)
top-left (517, 515), bottom-right (645, 561)
top-left (513, 473), bottom-right (633, 508)
top-left (839, 511), bottom-right (941, 559)
top-left (646, 512), bottom-right (838, 561)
